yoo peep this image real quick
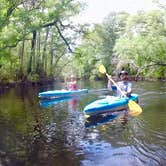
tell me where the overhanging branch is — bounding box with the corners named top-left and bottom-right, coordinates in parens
top-left (55, 22), bottom-right (73, 53)
top-left (136, 60), bottom-right (166, 77)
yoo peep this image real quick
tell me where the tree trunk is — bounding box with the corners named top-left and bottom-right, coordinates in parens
top-left (50, 32), bottom-right (54, 76)
top-left (27, 31), bottom-right (36, 74)
top-left (36, 31), bottom-right (41, 74)
top-left (20, 39), bottom-right (25, 78)
top-left (42, 27), bottom-right (50, 74)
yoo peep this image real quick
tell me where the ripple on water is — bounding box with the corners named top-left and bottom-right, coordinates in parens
top-left (129, 117), bottom-right (166, 165)
top-left (79, 114), bottom-right (166, 166)
top-left (79, 140), bottom-right (144, 166)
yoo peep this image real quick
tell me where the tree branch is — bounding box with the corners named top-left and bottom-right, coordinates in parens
top-left (136, 61), bottom-right (166, 77)
top-left (0, 34), bottom-right (30, 51)
top-left (42, 20), bottom-right (58, 28)
top-left (55, 22), bottom-right (73, 53)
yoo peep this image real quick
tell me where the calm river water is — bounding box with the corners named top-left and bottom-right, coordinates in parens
top-left (0, 80), bottom-right (165, 166)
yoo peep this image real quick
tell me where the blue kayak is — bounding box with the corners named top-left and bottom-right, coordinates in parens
top-left (38, 89), bottom-right (88, 98)
top-left (83, 94), bottom-right (138, 115)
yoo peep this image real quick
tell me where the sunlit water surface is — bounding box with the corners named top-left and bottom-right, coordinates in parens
top-left (0, 80), bottom-right (165, 166)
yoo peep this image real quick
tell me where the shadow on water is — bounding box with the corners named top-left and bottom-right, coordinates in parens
top-left (0, 80), bottom-right (165, 165)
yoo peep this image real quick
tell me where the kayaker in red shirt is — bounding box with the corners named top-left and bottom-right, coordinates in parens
top-left (67, 75), bottom-right (78, 90)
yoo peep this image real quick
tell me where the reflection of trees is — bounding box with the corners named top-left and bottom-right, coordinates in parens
top-left (63, 103), bottom-right (85, 147)
top-left (0, 87), bottom-right (50, 165)
top-left (0, 92), bottom-right (86, 165)
top-left (84, 111), bottom-right (130, 147)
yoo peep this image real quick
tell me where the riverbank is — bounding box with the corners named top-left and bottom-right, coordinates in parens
top-left (0, 76), bottom-right (165, 89)
top-left (107, 76), bottom-right (166, 82)
top-left (0, 78), bottom-right (56, 89)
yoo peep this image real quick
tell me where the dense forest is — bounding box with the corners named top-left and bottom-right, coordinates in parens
top-left (0, 0), bottom-right (166, 84)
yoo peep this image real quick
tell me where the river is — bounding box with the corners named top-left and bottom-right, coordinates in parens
top-left (0, 80), bottom-right (165, 166)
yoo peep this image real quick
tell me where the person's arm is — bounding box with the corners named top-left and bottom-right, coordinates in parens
top-left (107, 79), bottom-right (112, 90)
top-left (107, 79), bottom-right (117, 91)
top-left (126, 82), bottom-right (132, 96)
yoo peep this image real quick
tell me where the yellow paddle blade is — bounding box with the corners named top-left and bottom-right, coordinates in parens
top-left (99, 65), bottom-right (106, 74)
top-left (128, 100), bottom-right (142, 116)
top-left (84, 114), bottom-right (90, 118)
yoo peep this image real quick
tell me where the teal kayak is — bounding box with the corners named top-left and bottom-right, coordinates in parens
top-left (38, 89), bottom-right (88, 98)
top-left (83, 94), bottom-right (138, 115)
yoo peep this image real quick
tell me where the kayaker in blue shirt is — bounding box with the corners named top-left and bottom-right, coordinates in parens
top-left (107, 70), bottom-right (132, 97)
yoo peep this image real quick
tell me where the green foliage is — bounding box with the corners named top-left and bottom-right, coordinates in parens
top-left (0, 0), bottom-right (84, 83)
top-left (114, 10), bottom-right (166, 78)
top-left (0, 0), bottom-right (166, 83)
top-left (0, 50), bottom-right (19, 82)
top-left (71, 28), bottom-right (103, 78)
top-left (69, 9), bottom-right (166, 79)
top-left (27, 73), bottom-right (40, 82)
top-left (72, 12), bottom-right (130, 78)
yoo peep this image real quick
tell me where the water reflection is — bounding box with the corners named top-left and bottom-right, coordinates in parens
top-left (0, 81), bottom-right (165, 165)
top-left (68, 98), bottom-right (78, 112)
top-left (85, 111), bottom-right (128, 129)
top-left (39, 96), bottom-right (75, 108)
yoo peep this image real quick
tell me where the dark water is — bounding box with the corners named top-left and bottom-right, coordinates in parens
top-left (0, 80), bottom-right (165, 166)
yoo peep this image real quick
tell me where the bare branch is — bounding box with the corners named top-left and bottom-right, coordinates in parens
top-left (42, 20), bottom-right (58, 28)
top-left (55, 22), bottom-right (73, 53)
